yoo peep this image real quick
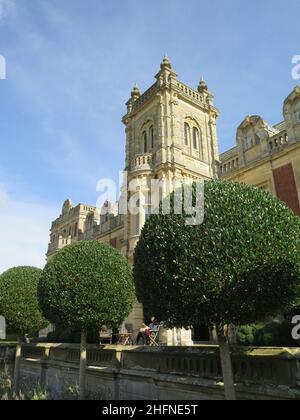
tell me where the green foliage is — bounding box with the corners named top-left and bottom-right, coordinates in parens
top-left (0, 369), bottom-right (111, 400)
top-left (255, 321), bottom-right (297, 347)
top-left (0, 333), bottom-right (18, 343)
top-left (134, 181), bottom-right (300, 329)
top-left (0, 267), bottom-right (48, 335)
top-left (38, 240), bottom-right (136, 331)
top-left (0, 371), bottom-right (51, 400)
top-left (45, 325), bottom-right (99, 344)
top-left (237, 322), bottom-right (300, 347)
top-left (236, 325), bottom-right (261, 346)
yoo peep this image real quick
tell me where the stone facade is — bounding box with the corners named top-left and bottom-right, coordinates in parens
top-left (46, 57), bottom-right (220, 340)
top-left (46, 57), bottom-right (300, 341)
top-left (219, 86), bottom-right (300, 216)
top-left (47, 57), bottom-right (220, 262)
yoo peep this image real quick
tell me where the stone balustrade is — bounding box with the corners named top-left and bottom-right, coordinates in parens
top-left (132, 84), bottom-right (159, 112)
top-left (219, 156), bottom-right (239, 175)
top-left (176, 82), bottom-right (206, 106)
top-left (269, 131), bottom-right (289, 153)
top-left (220, 131), bottom-right (290, 177)
top-left (132, 154), bottom-right (153, 171)
top-left (1, 343), bottom-right (300, 400)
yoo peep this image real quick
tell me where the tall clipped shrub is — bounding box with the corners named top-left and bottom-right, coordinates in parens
top-left (134, 181), bottom-right (300, 400)
top-left (38, 240), bottom-right (136, 400)
top-left (0, 267), bottom-right (48, 393)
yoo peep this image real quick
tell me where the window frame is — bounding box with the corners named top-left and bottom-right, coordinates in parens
top-left (193, 127), bottom-right (199, 150)
top-left (184, 122), bottom-right (191, 146)
top-left (143, 131), bottom-right (148, 153)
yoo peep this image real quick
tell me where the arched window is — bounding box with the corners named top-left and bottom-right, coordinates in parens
top-left (149, 126), bottom-right (154, 150)
top-left (143, 132), bottom-right (148, 153)
top-left (193, 127), bottom-right (199, 149)
top-left (184, 123), bottom-right (190, 146)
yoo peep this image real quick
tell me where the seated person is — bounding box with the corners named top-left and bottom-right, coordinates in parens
top-left (136, 323), bottom-right (151, 345)
top-left (149, 316), bottom-right (160, 333)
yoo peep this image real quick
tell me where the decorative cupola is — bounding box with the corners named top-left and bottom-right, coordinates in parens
top-left (198, 77), bottom-right (208, 93)
top-left (126, 84), bottom-right (141, 113)
top-left (131, 84), bottom-right (141, 101)
top-left (160, 54), bottom-right (172, 71)
top-left (155, 55), bottom-right (177, 85)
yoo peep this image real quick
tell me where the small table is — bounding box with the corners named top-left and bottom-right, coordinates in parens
top-left (115, 333), bottom-right (133, 346)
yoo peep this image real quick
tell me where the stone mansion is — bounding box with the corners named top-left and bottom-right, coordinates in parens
top-left (46, 57), bottom-right (300, 342)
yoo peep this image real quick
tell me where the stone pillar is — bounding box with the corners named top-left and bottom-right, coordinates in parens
top-left (159, 327), bottom-right (193, 346)
top-left (0, 316), bottom-right (6, 340)
top-left (210, 327), bottom-right (218, 344)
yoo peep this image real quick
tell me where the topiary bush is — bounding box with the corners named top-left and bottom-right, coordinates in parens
top-left (38, 240), bottom-right (136, 399)
top-left (255, 321), bottom-right (296, 347)
top-left (134, 180), bottom-right (300, 399)
top-left (0, 267), bottom-right (48, 393)
top-left (38, 241), bottom-right (136, 331)
top-left (45, 325), bottom-right (99, 344)
top-left (134, 181), bottom-right (300, 329)
top-left (237, 321), bottom-right (300, 347)
top-left (236, 325), bottom-right (262, 346)
top-left (0, 267), bottom-right (47, 335)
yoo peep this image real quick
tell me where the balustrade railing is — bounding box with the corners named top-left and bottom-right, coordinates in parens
top-left (5, 344), bottom-right (300, 389)
top-left (269, 131), bottom-right (289, 152)
top-left (132, 154), bottom-right (153, 171)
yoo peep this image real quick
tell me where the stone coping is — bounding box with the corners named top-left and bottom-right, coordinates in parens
top-left (0, 342), bottom-right (17, 347)
top-left (16, 343), bottom-right (300, 359)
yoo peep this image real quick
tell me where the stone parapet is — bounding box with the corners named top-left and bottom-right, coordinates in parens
top-left (1, 343), bottom-right (299, 400)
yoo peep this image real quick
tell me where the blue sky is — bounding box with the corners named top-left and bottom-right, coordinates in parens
top-left (0, 0), bottom-right (299, 271)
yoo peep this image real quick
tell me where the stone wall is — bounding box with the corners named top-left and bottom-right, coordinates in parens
top-left (2, 343), bottom-right (300, 400)
top-left (0, 343), bottom-right (15, 375)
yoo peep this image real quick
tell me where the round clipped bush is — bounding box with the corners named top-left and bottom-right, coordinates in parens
top-left (38, 240), bottom-right (136, 400)
top-left (0, 267), bottom-right (47, 335)
top-left (39, 240), bottom-right (136, 331)
top-left (134, 180), bottom-right (300, 328)
top-left (0, 266), bottom-right (48, 392)
top-left (134, 180), bottom-right (300, 399)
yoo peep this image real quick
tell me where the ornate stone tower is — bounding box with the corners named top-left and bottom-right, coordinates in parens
top-left (122, 56), bottom-right (220, 262)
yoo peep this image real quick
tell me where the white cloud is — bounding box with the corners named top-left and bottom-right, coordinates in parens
top-left (0, 0), bottom-right (15, 20)
top-left (0, 187), bottom-right (59, 274)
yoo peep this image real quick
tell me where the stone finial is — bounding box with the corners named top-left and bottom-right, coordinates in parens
top-left (160, 54), bottom-right (172, 71)
top-left (198, 76), bottom-right (208, 93)
top-left (131, 84), bottom-right (141, 101)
